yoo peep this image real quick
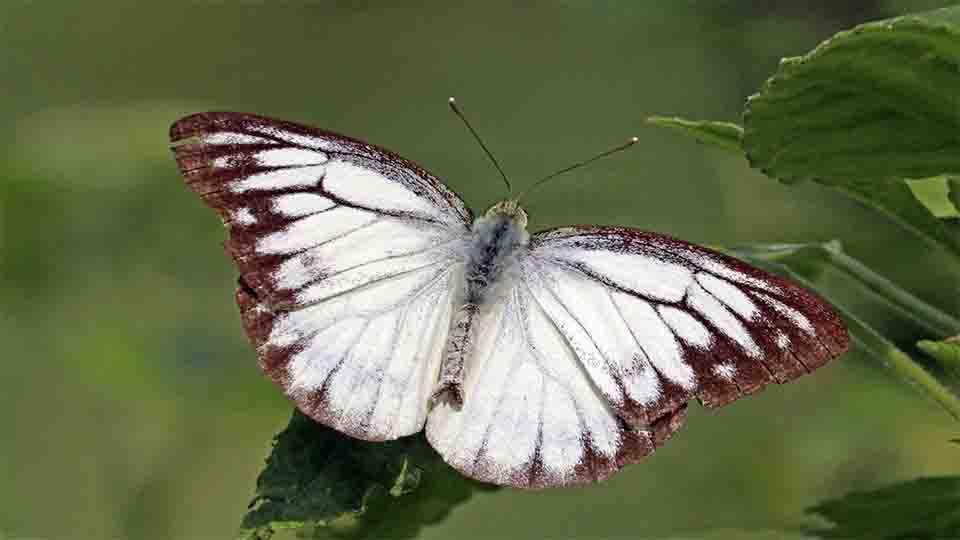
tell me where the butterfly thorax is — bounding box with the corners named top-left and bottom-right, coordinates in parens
top-left (463, 200), bottom-right (529, 307)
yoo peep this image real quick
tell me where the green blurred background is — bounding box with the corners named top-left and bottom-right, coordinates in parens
top-left (2, 2), bottom-right (958, 539)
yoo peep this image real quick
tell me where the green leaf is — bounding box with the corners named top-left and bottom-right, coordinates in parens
top-left (919, 337), bottom-right (960, 380)
top-left (239, 409), bottom-right (489, 540)
top-left (743, 7), bottom-right (960, 183)
top-left (908, 176), bottom-right (960, 218)
top-left (660, 530), bottom-right (812, 540)
top-left (645, 116), bottom-right (744, 153)
top-left (828, 177), bottom-right (960, 258)
top-left (808, 476), bottom-right (960, 538)
top-left (950, 177), bottom-right (960, 212)
top-left (726, 242), bottom-right (960, 420)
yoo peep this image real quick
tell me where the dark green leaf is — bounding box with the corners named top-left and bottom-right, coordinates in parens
top-left (829, 178), bottom-right (960, 258)
top-left (808, 476), bottom-right (960, 539)
top-left (949, 177), bottom-right (960, 213)
top-left (645, 116), bottom-right (744, 153)
top-left (238, 409), bottom-right (490, 540)
top-left (743, 7), bottom-right (960, 183)
top-left (919, 337), bottom-right (960, 380)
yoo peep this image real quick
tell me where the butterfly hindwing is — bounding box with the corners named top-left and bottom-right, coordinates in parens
top-left (170, 112), bottom-right (472, 440)
top-left (426, 284), bottom-right (688, 488)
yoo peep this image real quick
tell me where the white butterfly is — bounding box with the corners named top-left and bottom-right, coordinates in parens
top-left (170, 109), bottom-right (848, 488)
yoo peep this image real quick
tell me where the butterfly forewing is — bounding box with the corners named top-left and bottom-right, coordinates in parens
top-left (170, 112), bottom-right (473, 440)
top-left (527, 226), bottom-right (848, 423)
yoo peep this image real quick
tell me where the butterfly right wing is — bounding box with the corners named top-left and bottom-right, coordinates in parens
top-left (427, 225), bottom-right (847, 488)
top-left (170, 112), bottom-right (472, 441)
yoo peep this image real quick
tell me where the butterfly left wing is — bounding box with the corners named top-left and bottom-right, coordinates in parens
top-left (170, 112), bottom-right (472, 441)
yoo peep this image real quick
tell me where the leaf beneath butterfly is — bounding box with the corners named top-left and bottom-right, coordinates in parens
top-left (808, 476), bottom-right (960, 539)
top-left (239, 409), bottom-right (492, 540)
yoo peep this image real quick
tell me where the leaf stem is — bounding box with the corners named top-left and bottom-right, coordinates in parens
top-left (820, 243), bottom-right (960, 338)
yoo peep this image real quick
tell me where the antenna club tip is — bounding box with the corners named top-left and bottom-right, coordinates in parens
top-left (630, 136), bottom-right (639, 143)
top-left (448, 96), bottom-right (456, 104)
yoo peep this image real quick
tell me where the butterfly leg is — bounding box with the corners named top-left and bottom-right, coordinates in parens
top-left (431, 303), bottom-right (478, 410)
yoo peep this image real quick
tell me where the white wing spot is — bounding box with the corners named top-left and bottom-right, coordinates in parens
top-left (232, 165), bottom-right (325, 193)
top-left (232, 207), bottom-right (256, 226)
top-left (251, 126), bottom-right (341, 151)
top-left (323, 160), bottom-right (446, 221)
top-left (549, 248), bottom-right (693, 303)
top-left (255, 148), bottom-right (327, 168)
top-left (696, 273), bottom-right (757, 319)
top-left (212, 155), bottom-right (233, 169)
top-left (202, 132), bottom-right (272, 145)
top-left (612, 292), bottom-right (696, 390)
top-left (759, 293), bottom-right (816, 336)
top-left (687, 283), bottom-right (761, 357)
top-left (273, 193), bottom-right (336, 218)
top-left (658, 306), bottom-right (711, 348)
top-left (712, 362), bottom-right (737, 380)
top-left (674, 247), bottom-right (781, 294)
top-left (257, 207), bottom-right (375, 255)
top-left (776, 331), bottom-right (791, 349)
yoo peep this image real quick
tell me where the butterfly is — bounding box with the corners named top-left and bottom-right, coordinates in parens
top-left (169, 104), bottom-right (848, 489)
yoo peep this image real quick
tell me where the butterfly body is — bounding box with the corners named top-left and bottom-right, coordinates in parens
top-left (434, 201), bottom-right (529, 408)
top-left (170, 111), bottom-right (848, 488)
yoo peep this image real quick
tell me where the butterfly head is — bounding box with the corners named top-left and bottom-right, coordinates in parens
top-left (485, 200), bottom-right (528, 229)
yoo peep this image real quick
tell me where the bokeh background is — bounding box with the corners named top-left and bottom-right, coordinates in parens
top-left (2, 1), bottom-right (959, 539)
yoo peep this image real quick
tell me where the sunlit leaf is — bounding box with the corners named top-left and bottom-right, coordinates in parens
top-left (919, 337), bottom-right (960, 380)
top-left (808, 476), bottom-right (960, 538)
top-left (238, 410), bottom-right (489, 540)
top-left (645, 116), bottom-right (743, 153)
top-left (743, 6), bottom-right (960, 183)
top-left (908, 176), bottom-right (960, 218)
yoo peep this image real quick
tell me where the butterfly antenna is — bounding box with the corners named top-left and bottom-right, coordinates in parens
top-left (448, 97), bottom-right (512, 195)
top-left (516, 136), bottom-right (640, 201)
